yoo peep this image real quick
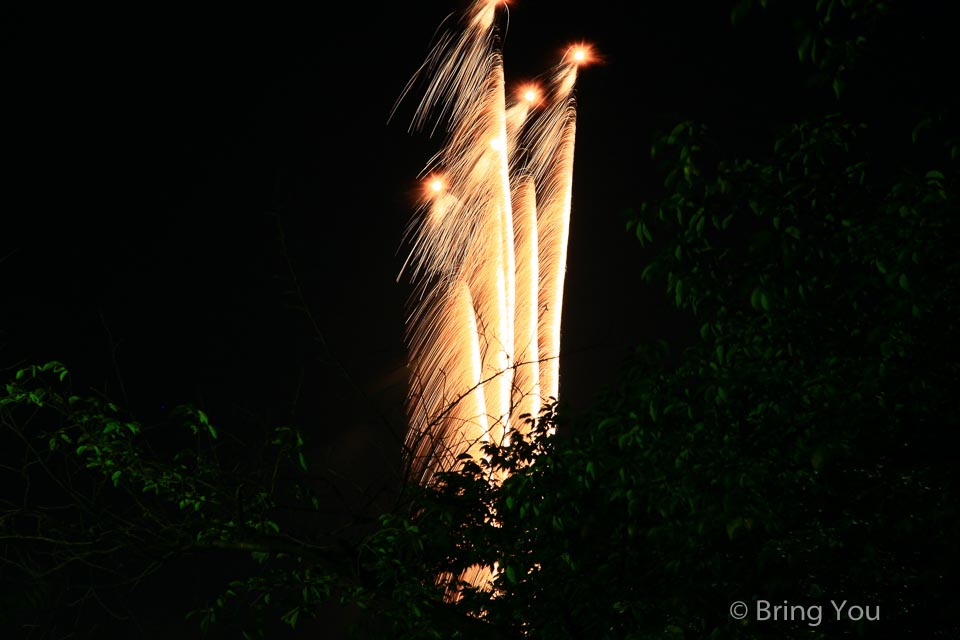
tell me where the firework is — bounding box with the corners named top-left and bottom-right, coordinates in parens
top-left (395, 0), bottom-right (589, 590)
top-left (398, 0), bottom-right (588, 484)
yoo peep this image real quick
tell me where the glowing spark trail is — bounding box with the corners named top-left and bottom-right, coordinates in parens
top-left (395, 0), bottom-right (590, 589)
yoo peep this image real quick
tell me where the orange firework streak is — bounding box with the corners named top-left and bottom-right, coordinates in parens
top-left (395, 0), bottom-right (590, 593)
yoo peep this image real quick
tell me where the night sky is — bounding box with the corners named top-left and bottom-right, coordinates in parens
top-left (3, 0), bottom-right (812, 432)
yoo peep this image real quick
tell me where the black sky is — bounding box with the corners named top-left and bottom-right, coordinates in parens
top-left (3, 1), bottom-right (816, 434)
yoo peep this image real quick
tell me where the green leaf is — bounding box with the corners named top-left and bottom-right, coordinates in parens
top-left (726, 517), bottom-right (743, 540)
top-left (798, 33), bottom-right (812, 62)
top-left (898, 273), bottom-right (910, 292)
top-left (641, 263), bottom-right (655, 282)
top-left (832, 77), bottom-right (845, 99)
top-left (281, 607), bottom-right (300, 628)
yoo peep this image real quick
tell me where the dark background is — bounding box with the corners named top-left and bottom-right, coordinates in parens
top-left (2, 0), bottom-right (809, 435)
top-left (4, 0), bottom-right (951, 636)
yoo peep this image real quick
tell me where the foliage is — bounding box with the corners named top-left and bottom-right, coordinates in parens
top-left (617, 113), bottom-right (955, 637)
top-left (731, 0), bottom-right (891, 98)
top-left (377, 108), bottom-right (959, 634)
top-left (366, 1), bottom-right (960, 636)
top-left (0, 364), bottom-right (494, 638)
top-left (0, 362), bottom-right (355, 637)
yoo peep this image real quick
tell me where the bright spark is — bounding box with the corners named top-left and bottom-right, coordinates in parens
top-left (517, 83), bottom-right (542, 106)
top-left (566, 42), bottom-right (598, 67)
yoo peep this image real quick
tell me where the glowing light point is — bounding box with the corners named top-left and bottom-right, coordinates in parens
top-left (515, 83), bottom-right (542, 106)
top-left (423, 175), bottom-right (446, 199)
top-left (566, 42), bottom-right (598, 67)
top-left (490, 136), bottom-right (504, 151)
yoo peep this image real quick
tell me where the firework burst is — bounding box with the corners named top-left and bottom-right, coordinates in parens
top-left (396, 0), bottom-right (590, 491)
